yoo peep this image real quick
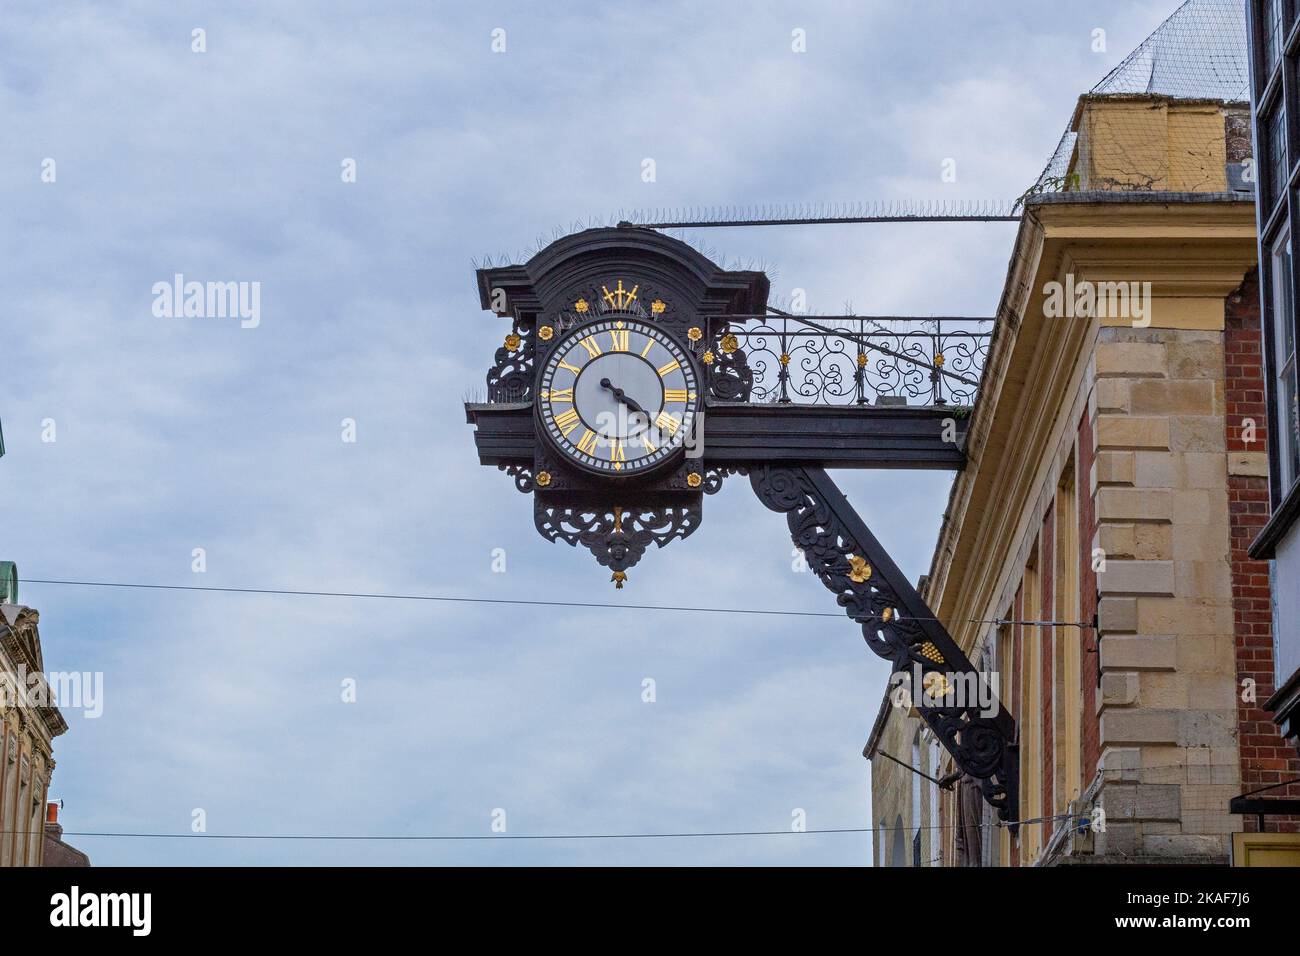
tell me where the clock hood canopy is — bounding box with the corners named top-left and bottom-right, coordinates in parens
top-left (475, 225), bottom-right (769, 326)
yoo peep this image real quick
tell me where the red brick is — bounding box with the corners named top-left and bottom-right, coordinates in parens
top-left (1227, 268), bottom-right (1300, 833)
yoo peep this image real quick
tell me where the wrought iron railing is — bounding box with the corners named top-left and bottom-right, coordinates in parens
top-left (482, 313), bottom-right (992, 408)
top-left (699, 314), bottom-right (991, 407)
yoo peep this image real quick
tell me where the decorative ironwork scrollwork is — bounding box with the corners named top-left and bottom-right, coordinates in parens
top-left (534, 498), bottom-right (702, 587)
top-left (486, 316), bottom-right (535, 403)
top-left (709, 317), bottom-right (989, 406)
top-left (749, 464), bottom-right (1017, 823)
top-left (499, 463), bottom-right (534, 494)
top-left (701, 465), bottom-right (745, 495)
top-left (703, 328), bottom-right (754, 401)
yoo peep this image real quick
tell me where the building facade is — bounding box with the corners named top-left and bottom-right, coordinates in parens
top-left (1245, 0), bottom-right (1300, 802)
top-left (865, 697), bottom-right (951, 867)
top-left (0, 602), bottom-right (68, 866)
top-left (870, 0), bottom-right (1300, 865)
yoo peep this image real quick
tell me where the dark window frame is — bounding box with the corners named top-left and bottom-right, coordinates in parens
top-left (1251, 0), bottom-right (1300, 524)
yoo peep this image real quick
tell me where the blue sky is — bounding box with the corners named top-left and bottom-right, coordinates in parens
top-left (1, 0), bottom-right (1182, 865)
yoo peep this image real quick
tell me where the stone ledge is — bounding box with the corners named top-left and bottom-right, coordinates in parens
top-left (1095, 342), bottom-right (1168, 379)
top-left (1102, 782), bottom-right (1182, 821)
top-left (1098, 596), bottom-right (1139, 633)
top-left (1098, 559), bottom-right (1175, 596)
top-left (1100, 708), bottom-right (1179, 745)
top-left (1101, 634), bottom-right (1176, 671)
top-left (1102, 671), bottom-right (1140, 706)
top-left (1097, 487), bottom-right (1172, 522)
top-left (1097, 416), bottom-right (1172, 451)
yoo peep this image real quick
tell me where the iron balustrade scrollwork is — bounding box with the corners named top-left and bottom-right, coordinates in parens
top-left (697, 315), bottom-right (989, 407)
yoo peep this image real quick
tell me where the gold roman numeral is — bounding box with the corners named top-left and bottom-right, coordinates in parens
top-left (576, 429), bottom-right (599, 455)
top-left (642, 433), bottom-right (657, 453)
top-left (547, 387), bottom-right (573, 403)
top-left (553, 408), bottom-right (581, 437)
top-left (558, 359), bottom-right (582, 375)
top-left (663, 388), bottom-right (689, 403)
top-left (640, 339), bottom-right (654, 358)
top-left (656, 412), bottom-right (680, 435)
top-left (611, 441), bottom-right (626, 465)
top-left (579, 336), bottom-right (602, 358)
top-left (657, 359), bottom-right (680, 377)
top-left (609, 329), bottom-right (629, 352)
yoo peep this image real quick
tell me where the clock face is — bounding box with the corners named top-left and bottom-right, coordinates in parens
top-left (537, 318), bottom-right (700, 476)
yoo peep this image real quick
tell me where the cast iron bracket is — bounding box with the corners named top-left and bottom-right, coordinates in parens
top-left (750, 464), bottom-right (1019, 828)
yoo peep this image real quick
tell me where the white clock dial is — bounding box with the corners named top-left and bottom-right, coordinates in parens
top-left (537, 319), bottom-right (700, 476)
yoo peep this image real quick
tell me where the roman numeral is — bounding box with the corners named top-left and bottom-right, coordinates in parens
top-left (554, 408), bottom-right (581, 437)
top-left (640, 339), bottom-right (654, 358)
top-left (547, 388), bottom-right (573, 403)
top-left (657, 359), bottom-right (680, 377)
top-left (558, 359), bottom-right (582, 375)
top-left (576, 429), bottom-right (599, 455)
top-left (609, 329), bottom-right (629, 352)
top-left (642, 433), bottom-right (657, 453)
top-left (579, 337), bottom-right (602, 358)
top-left (663, 388), bottom-right (689, 403)
top-left (611, 441), bottom-right (626, 464)
top-left (657, 412), bottom-right (680, 435)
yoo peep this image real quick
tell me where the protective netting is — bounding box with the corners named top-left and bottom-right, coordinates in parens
top-left (1026, 0), bottom-right (1252, 199)
top-left (1092, 0), bottom-right (1248, 99)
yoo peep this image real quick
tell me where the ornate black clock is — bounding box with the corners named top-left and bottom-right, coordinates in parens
top-left (466, 227), bottom-right (769, 587)
top-left (465, 224), bottom-right (1021, 829)
top-left (537, 317), bottom-right (700, 478)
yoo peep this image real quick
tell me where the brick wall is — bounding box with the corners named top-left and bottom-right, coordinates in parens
top-left (1226, 267), bottom-right (1300, 831)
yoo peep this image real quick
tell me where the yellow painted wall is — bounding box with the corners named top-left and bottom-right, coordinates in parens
top-left (1078, 100), bottom-right (1229, 193)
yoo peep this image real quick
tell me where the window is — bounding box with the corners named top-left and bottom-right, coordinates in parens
top-left (996, 618), bottom-right (1013, 865)
top-left (1020, 553), bottom-right (1042, 863)
top-left (1268, 106), bottom-right (1288, 209)
top-left (1055, 464), bottom-right (1082, 813)
top-left (890, 814), bottom-right (906, 867)
top-left (1265, 0), bottom-right (1285, 74)
top-left (27, 785), bottom-right (43, 866)
top-left (14, 757), bottom-right (29, 867)
top-left (928, 737), bottom-right (942, 866)
top-left (910, 730), bottom-right (923, 866)
top-left (1272, 230), bottom-right (1300, 490)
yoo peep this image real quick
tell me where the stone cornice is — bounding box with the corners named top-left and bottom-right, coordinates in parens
top-left (0, 605), bottom-right (68, 739)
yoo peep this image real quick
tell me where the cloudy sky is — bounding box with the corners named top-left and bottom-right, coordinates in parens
top-left (1, 0), bottom-right (1185, 865)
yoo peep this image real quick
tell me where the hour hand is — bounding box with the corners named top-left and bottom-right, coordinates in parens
top-left (599, 377), bottom-right (648, 419)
